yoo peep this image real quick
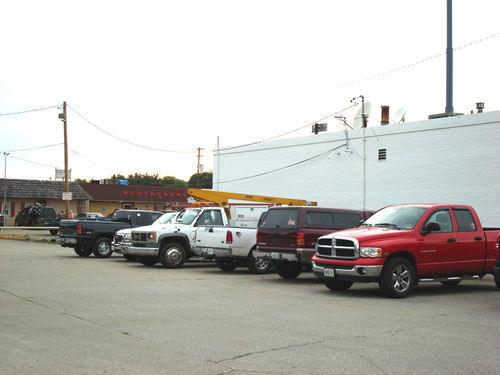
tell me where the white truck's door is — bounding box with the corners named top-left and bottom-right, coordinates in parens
top-left (192, 209), bottom-right (228, 252)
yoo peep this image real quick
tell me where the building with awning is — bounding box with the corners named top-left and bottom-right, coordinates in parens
top-left (78, 183), bottom-right (189, 216)
top-left (0, 179), bottom-right (92, 225)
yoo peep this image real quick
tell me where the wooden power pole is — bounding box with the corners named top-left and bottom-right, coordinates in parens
top-left (62, 102), bottom-right (70, 218)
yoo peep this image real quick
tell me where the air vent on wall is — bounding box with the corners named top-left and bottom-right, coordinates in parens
top-left (378, 149), bottom-right (387, 161)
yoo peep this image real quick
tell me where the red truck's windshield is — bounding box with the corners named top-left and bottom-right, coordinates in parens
top-left (362, 206), bottom-right (428, 230)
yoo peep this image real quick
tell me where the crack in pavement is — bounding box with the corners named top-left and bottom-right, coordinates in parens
top-left (210, 326), bottom-right (429, 375)
top-left (0, 288), bottom-right (160, 346)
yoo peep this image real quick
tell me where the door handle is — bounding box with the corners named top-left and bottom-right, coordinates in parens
top-left (447, 238), bottom-right (456, 242)
top-left (474, 236), bottom-right (483, 241)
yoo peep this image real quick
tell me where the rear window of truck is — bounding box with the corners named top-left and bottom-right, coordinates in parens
top-left (260, 209), bottom-right (298, 228)
top-left (453, 208), bottom-right (477, 232)
top-left (306, 211), bottom-right (362, 228)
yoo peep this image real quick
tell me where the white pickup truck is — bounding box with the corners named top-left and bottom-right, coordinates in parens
top-left (111, 211), bottom-right (178, 261)
top-left (196, 223), bottom-right (272, 274)
top-left (123, 206), bottom-right (269, 271)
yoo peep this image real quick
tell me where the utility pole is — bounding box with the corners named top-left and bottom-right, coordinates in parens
top-left (196, 147), bottom-right (204, 188)
top-left (62, 102), bottom-right (70, 218)
top-left (2, 152), bottom-right (8, 231)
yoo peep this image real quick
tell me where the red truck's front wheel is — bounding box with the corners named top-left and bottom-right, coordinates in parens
top-left (379, 257), bottom-right (415, 298)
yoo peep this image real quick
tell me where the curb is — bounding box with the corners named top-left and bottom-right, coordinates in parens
top-left (0, 234), bottom-right (29, 241)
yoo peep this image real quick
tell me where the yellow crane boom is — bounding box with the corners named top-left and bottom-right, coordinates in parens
top-left (186, 188), bottom-right (317, 219)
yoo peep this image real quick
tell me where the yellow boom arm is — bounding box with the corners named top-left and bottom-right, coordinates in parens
top-left (187, 188), bottom-right (317, 219)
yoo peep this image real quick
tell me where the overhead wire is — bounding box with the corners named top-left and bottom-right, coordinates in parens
top-left (67, 104), bottom-right (195, 154)
top-left (9, 155), bottom-right (57, 169)
top-left (311, 30), bottom-right (500, 96)
top-left (216, 143), bottom-right (347, 184)
top-left (3, 143), bottom-right (63, 153)
top-left (219, 103), bottom-right (358, 152)
top-left (0, 105), bottom-right (59, 116)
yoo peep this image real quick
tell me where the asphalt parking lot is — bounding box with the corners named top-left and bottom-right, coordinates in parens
top-left (1, 238), bottom-right (499, 375)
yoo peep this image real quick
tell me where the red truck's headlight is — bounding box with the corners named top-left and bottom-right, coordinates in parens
top-left (360, 247), bottom-right (383, 258)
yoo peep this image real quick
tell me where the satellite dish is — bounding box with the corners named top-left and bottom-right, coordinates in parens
top-left (392, 107), bottom-right (407, 124)
top-left (352, 101), bottom-right (372, 129)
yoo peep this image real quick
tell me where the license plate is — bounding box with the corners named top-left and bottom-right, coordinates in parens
top-left (207, 249), bottom-right (214, 255)
top-left (323, 268), bottom-right (335, 277)
top-left (271, 252), bottom-right (280, 260)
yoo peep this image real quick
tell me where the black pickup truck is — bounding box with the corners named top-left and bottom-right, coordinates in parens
top-left (59, 209), bottom-right (163, 258)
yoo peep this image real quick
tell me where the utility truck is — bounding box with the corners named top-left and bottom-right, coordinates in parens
top-left (124, 189), bottom-right (317, 269)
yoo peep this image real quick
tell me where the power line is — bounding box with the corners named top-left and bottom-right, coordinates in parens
top-left (9, 155), bottom-right (57, 169)
top-left (67, 104), bottom-right (195, 154)
top-left (3, 143), bottom-right (63, 153)
top-left (68, 147), bottom-right (99, 167)
top-left (312, 30), bottom-right (500, 97)
top-left (217, 143), bottom-right (347, 184)
top-left (220, 103), bottom-right (358, 152)
top-left (0, 105), bottom-right (59, 117)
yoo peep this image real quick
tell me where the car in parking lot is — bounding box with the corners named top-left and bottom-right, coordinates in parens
top-left (76, 212), bottom-right (105, 219)
top-left (15, 204), bottom-right (60, 235)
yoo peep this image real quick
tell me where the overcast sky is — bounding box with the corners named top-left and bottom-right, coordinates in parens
top-left (1, 0), bottom-right (499, 182)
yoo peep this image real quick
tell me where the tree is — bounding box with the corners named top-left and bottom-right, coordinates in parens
top-left (188, 172), bottom-right (213, 189)
top-left (76, 173), bottom-right (189, 187)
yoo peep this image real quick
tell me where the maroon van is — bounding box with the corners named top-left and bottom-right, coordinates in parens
top-left (254, 206), bottom-right (373, 279)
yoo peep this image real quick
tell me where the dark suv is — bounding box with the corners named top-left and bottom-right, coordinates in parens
top-left (15, 205), bottom-right (60, 234)
top-left (254, 206), bottom-right (374, 279)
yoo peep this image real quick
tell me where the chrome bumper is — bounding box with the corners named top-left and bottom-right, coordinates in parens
top-left (312, 261), bottom-right (383, 279)
top-left (58, 237), bottom-right (77, 246)
top-left (125, 246), bottom-right (159, 257)
top-left (253, 248), bottom-right (315, 263)
top-left (111, 242), bottom-right (132, 254)
top-left (201, 248), bottom-right (232, 259)
top-left (253, 250), bottom-right (297, 262)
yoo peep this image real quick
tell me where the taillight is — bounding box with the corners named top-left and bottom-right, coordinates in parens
top-left (297, 231), bottom-right (305, 248)
top-left (76, 224), bottom-right (82, 236)
top-left (226, 231), bottom-right (233, 244)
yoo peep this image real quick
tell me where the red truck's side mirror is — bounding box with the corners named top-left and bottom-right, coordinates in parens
top-left (421, 222), bottom-right (441, 234)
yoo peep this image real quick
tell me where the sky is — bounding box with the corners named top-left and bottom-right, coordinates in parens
top-left (1, 0), bottom-right (499, 182)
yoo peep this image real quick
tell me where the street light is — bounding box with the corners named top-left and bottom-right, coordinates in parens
top-left (3, 152), bottom-right (9, 231)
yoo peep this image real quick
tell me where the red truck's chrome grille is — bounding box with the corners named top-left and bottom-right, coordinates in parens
top-left (316, 237), bottom-right (358, 259)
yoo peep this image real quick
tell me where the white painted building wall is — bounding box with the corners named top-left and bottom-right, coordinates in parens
top-left (213, 111), bottom-right (500, 227)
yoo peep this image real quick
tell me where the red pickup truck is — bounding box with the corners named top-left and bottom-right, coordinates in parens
top-left (312, 204), bottom-right (500, 298)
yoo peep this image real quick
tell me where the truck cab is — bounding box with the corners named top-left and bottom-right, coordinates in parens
top-left (125, 207), bottom-right (229, 267)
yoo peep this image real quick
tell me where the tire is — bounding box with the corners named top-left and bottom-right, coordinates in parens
top-left (92, 237), bottom-right (113, 258)
top-left (323, 279), bottom-right (353, 291)
top-left (216, 259), bottom-right (238, 271)
top-left (74, 246), bottom-right (92, 257)
top-left (379, 257), bottom-right (415, 298)
top-left (123, 254), bottom-right (138, 262)
top-left (138, 256), bottom-right (157, 266)
top-left (494, 275), bottom-right (500, 289)
top-left (247, 251), bottom-right (272, 274)
top-left (277, 262), bottom-right (302, 279)
top-left (49, 229), bottom-right (59, 235)
top-left (441, 280), bottom-right (461, 286)
top-left (159, 242), bottom-right (186, 268)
